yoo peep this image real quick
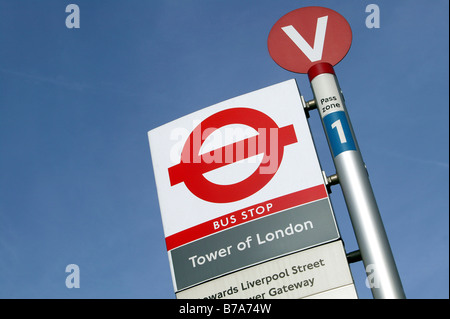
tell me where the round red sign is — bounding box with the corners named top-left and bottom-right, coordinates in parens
top-left (268, 6), bottom-right (352, 73)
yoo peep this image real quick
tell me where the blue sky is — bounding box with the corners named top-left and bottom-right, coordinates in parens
top-left (0, 0), bottom-right (448, 299)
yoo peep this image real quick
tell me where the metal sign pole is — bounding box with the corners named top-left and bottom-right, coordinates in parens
top-left (307, 63), bottom-right (406, 299)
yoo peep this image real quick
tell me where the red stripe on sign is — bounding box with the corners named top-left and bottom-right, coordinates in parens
top-left (165, 184), bottom-right (328, 251)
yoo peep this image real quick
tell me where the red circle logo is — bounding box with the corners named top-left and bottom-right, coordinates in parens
top-left (168, 108), bottom-right (298, 203)
top-left (268, 6), bottom-right (352, 73)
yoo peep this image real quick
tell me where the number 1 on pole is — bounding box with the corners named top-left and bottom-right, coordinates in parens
top-left (323, 111), bottom-right (356, 158)
top-left (331, 119), bottom-right (347, 144)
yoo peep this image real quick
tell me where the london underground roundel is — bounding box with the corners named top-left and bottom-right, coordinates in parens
top-left (268, 6), bottom-right (352, 73)
top-left (168, 107), bottom-right (298, 203)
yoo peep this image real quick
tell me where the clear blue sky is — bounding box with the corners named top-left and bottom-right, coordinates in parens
top-left (0, 0), bottom-right (448, 299)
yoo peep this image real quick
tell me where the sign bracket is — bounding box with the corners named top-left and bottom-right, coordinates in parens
top-left (301, 96), bottom-right (318, 119)
top-left (322, 171), bottom-right (339, 194)
top-left (346, 250), bottom-right (362, 264)
top-left (304, 98), bottom-right (317, 112)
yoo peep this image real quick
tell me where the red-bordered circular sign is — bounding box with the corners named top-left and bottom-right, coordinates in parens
top-left (168, 108), bottom-right (297, 203)
top-left (268, 6), bottom-right (352, 74)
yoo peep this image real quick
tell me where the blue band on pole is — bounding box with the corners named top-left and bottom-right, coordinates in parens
top-left (323, 111), bottom-right (356, 157)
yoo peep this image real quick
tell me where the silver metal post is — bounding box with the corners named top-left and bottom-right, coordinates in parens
top-left (308, 62), bottom-right (406, 299)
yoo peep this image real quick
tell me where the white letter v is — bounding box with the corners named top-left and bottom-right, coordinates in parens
top-left (281, 16), bottom-right (328, 62)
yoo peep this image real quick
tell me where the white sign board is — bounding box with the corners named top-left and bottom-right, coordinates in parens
top-left (148, 79), bottom-right (340, 292)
